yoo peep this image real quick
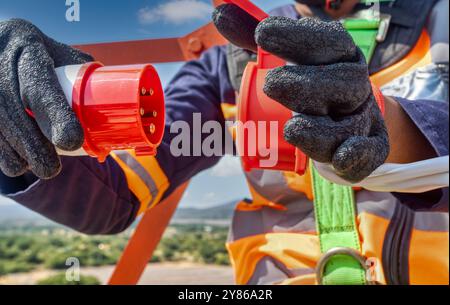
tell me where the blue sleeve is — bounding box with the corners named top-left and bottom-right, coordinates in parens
top-left (397, 98), bottom-right (449, 157)
top-left (0, 156), bottom-right (140, 235)
top-left (156, 46), bottom-right (234, 197)
top-left (393, 98), bottom-right (449, 210)
top-left (0, 46), bottom-right (235, 233)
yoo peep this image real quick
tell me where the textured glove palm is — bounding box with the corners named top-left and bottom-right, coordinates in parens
top-left (0, 19), bottom-right (93, 179)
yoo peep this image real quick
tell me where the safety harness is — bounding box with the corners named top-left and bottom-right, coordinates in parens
top-left (312, 6), bottom-right (388, 286)
top-left (312, 0), bottom-right (435, 285)
top-left (311, 164), bottom-right (369, 285)
top-left (311, 1), bottom-right (401, 284)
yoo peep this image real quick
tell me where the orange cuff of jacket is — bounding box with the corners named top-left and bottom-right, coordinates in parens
top-left (371, 82), bottom-right (386, 116)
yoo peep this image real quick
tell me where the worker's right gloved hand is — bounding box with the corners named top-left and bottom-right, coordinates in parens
top-left (0, 19), bottom-right (93, 179)
top-left (213, 4), bottom-right (390, 183)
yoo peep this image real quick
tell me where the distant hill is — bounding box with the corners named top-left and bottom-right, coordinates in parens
top-left (172, 200), bottom-right (238, 225)
top-left (0, 197), bottom-right (238, 227)
top-left (0, 203), bottom-right (45, 221)
top-left (0, 201), bottom-right (52, 228)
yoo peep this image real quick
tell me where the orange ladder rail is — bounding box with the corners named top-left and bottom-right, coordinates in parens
top-left (108, 183), bottom-right (189, 285)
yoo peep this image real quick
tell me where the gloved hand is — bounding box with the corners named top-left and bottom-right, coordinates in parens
top-left (213, 4), bottom-right (390, 183)
top-left (0, 19), bottom-right (93, 179)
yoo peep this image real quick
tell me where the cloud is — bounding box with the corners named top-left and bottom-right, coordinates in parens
top-left (138, 0), bottom-right (213, 25)
top-left (202, 192), bottom-right (217, 201)
top-left (210, 156), bottom-right (243, 178)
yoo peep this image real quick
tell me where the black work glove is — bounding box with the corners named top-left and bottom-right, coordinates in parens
top-left (213, 4), bottom-right (390, 183)
top-left (0, 19), bottom-right (93, 179)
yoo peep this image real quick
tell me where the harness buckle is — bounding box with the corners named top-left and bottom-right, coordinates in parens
top-left (316, 247), bottom-right (379, 285)
top-left (377, 14), bottom-right (392, 43)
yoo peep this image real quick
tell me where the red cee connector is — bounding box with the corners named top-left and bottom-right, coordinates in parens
top-left (54, 62), bottom-right (165, 162)
top-left (224, 0), bottom-right (309, 175)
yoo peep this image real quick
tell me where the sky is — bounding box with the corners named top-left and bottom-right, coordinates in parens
top-left (0, 0), bottom-right (292, 211)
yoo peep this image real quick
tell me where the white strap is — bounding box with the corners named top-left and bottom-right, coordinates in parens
top-left (314, 156), bottom-right (449, 193)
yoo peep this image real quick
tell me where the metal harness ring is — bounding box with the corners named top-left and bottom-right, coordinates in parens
top-left (316, 247), bottom-right (378, 285)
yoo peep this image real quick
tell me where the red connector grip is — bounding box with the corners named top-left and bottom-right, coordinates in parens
top-left (27, 62), bottom-right (165, 162)
top-left (74, 63), bottom-right (165, 161)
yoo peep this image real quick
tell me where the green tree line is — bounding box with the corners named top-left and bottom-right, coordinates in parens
top-left (0, 224), bottom-right (229, 276)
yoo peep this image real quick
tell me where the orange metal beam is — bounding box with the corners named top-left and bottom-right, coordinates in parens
top-left (74, 22), bottom-right (227, 65)
top-left (73, 37), bottom-right (183, 65)
top-left (213, 0), bottom-right (226, 6)
top-left (108, 183), bottom-right (189, 285)
top-left (178, 22), bottom-right (228, 61)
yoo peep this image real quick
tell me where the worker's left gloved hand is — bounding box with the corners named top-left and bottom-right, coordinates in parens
top-left (0, 19), bottom-right (93, 179)
top-left (213, 4), bottom-right (390, 183)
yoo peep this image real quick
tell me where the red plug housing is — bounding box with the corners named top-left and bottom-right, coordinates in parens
top-left (55, 62), bottom-right (165, 162)
top-left (224, 0), bottom-right (309, 175)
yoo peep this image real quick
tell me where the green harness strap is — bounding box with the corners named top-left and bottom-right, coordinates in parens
top-left (343, 0), bottom-right (394, 60)
top-left (311, 9), bottom-right (393, 284)
top-left (344, 18), bottom-right (380, 62)
top-left (311, 164), bottom-right (367, 285)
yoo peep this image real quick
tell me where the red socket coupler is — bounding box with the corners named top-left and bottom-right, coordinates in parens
top-left (225, 0), bottom-right (309, 175)
top-left (48, 62), bottom-right (165, 162)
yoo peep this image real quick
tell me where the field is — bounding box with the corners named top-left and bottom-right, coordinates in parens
top-left (0, 223), bottom-right (232, 284)
top-left (0, 263), bottom-right (234, 285)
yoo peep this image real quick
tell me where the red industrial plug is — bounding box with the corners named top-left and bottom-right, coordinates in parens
top-left (52, 62), bottom-right (165, 162)
top-left (224, 0), bottom-right (309, 175)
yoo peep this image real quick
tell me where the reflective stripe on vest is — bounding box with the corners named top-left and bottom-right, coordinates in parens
top-left (111, 150), bottom-right (169, 215)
